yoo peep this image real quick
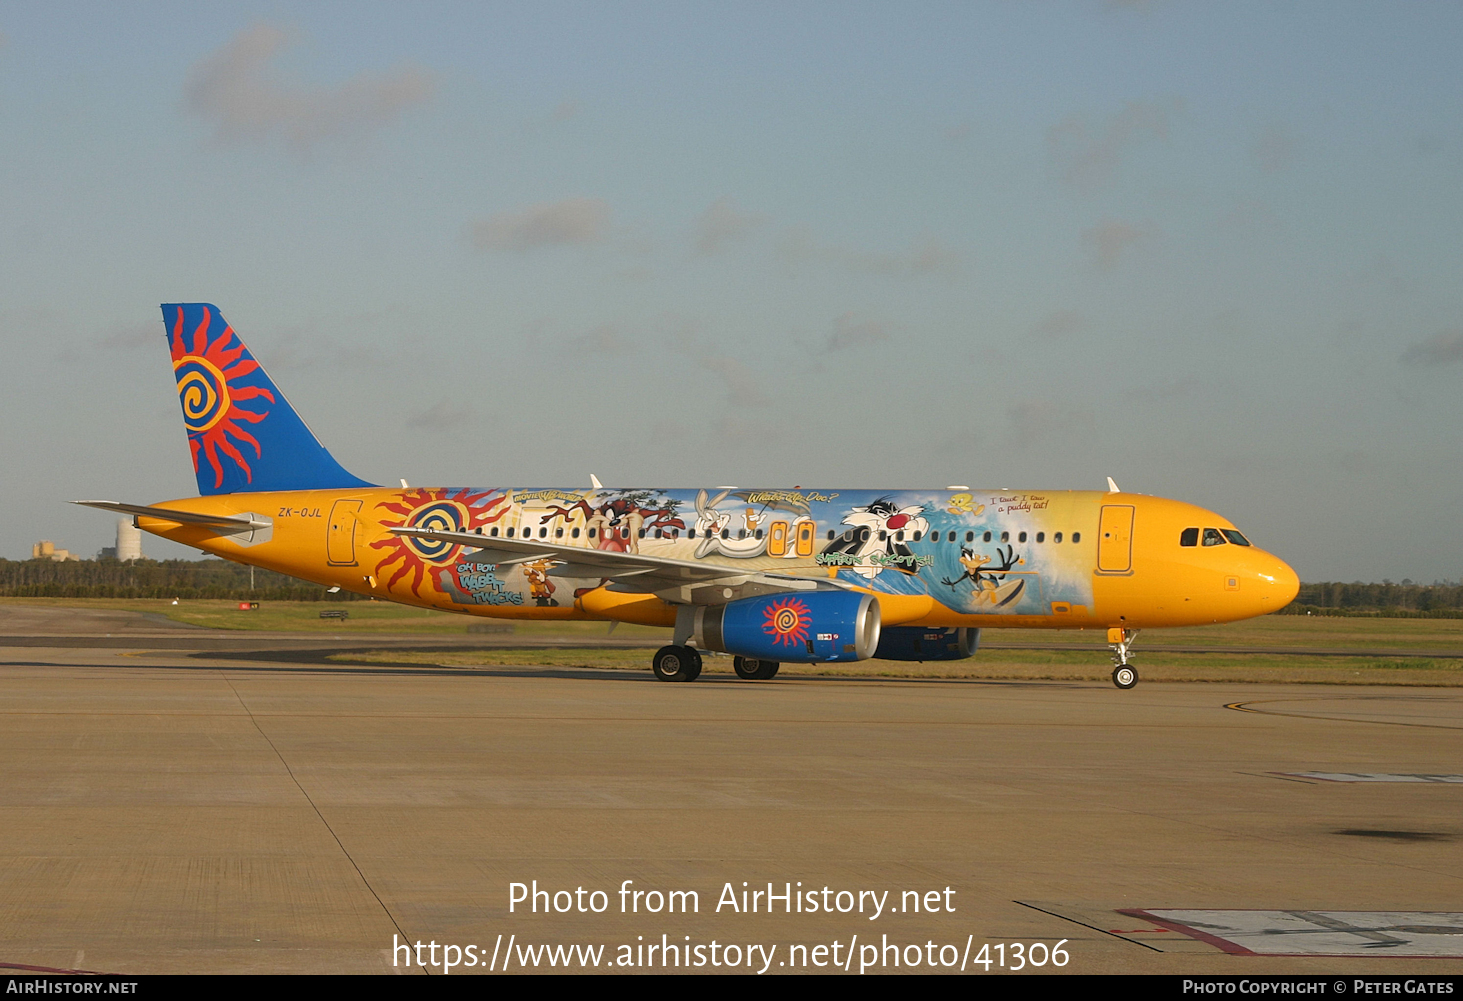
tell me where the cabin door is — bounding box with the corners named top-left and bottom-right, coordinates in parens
top-left (1097, 505), bottom-right (1134, 573)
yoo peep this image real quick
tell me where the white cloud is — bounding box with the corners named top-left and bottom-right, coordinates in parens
top-left (185, 24), bottom-right (432, 153)
top-left (1048, 98), bottom-right (1182, 189)
top-left (693, 197), bottom-right (765, 255)
top-left (1030, 310), bottom-right (1083, 340)
top-left (406, 400), bottom-right (472, 430)
top-left (1400, 330), bottom-right (1463, 367)
top-left (827, 313), bottom-right (892, 351)
top-left (1251, 124), bottom-right (1297, 173)
top-left (471, 198), bottom-right (610, 251)
top-left (1081, 218), bottom-right (1157, 270)
top-left (779, 228), bottom-right (960, 277)
top-left (568, 324), bottom-right (635, 356)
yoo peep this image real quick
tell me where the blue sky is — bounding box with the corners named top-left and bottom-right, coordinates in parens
top-left (2, 2), bottom-right (1461, 581)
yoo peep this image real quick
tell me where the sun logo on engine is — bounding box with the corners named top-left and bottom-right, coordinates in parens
top-left (169, 305), bottom-right (275, 489)
top-left (762, 596), bottom-right (812, 648)
top-left (371, 488), bottom-right (509, 595)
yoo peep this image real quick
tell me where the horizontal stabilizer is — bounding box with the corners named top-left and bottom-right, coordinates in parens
top-left (72, 500), bottom-right (268, 531)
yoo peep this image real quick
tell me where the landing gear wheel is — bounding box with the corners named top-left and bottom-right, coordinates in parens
top-left (1112, 664), bottom-right (1138, 690)
top-left (653, 645), bottom-right (702, 682)
top-left (733, 656), bottom-right (780, 680)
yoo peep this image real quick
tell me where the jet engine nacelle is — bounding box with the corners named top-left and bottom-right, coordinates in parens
top-left (692, 591), bottom-right (881, 663)
top-left (873, 626), bottom-right (979, 662)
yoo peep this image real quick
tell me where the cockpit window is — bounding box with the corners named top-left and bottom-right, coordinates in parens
top-left (1222, 529), bottom-right (1251, 547)
top-left (1201, 528), bottom-right (1227, 547)
top-left (1180, 527), bottom-right (1199, 547)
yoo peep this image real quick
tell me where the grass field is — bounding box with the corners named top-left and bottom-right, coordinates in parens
top-left (5, 597), bottom-right (1461, 685)
top-left (325, 645), bottom-right (1463, 685)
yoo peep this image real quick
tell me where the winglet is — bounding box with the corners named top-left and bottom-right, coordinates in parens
top-left (1106, 477), bottom-right (1121, 493)
top-left (590, 474), bottom-right (603, 489)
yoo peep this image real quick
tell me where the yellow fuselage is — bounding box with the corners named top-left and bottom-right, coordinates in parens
top-left (137, 487), bottom-right (1299, 632)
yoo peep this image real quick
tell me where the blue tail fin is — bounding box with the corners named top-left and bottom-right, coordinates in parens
top-left (163, 303), bottom-right (375, 496)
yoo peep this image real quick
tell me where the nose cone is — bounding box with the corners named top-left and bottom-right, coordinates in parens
top-left (1259, 555), bottom-right (1300, 609)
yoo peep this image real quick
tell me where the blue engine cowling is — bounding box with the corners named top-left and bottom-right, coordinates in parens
top-left (691, 591), bottom-right (881, 663)
top-left (873, 626), bottom-right (979, 661)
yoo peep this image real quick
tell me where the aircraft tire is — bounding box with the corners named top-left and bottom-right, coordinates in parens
top-left (1112, 664), bottom-right (1138, 690)
top-left (653, 645), bottom-right (701, 682)
top-left (734, 657), bottom-right (780, 680)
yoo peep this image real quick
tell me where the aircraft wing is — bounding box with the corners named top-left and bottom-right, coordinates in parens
top-left (391, 526), bottom-right (846, 604)
top-left (73, 500), bottom-right (269, 531)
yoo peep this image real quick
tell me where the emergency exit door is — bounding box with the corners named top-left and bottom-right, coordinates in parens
top-left (327, 500), bottom-right (363, 566)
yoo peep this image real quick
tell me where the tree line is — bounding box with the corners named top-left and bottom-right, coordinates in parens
top-left (1278, 581), bottom-right (1463, 617)
top-left (5, 557), bottom-right (1462, 615)
top-left (0, 557), bottom-right (360, 601)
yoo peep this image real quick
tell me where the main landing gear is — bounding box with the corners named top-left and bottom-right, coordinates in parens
top-left (1108, 627), bottom-right (1139, 690)
top-left (652, 645), bottom-right (702, 682)
top-left (649, 647), bottom-right (781, 681)
top-left (733, 656), bottom-right (780, 680)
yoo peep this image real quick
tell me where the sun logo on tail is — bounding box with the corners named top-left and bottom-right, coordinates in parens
top-left (169, 306), bottom-right (274, 488)
top-left (762, 597), bottom-right (811, 649)
top-left (371, 488), bottom-right (509, 595)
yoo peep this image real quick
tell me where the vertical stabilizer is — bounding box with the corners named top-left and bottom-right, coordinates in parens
top-left (163, 303), bottom-right (375, 495)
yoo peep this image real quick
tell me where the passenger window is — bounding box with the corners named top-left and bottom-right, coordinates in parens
top-left (490, 527), bottom-right (499, 537)
top-left (1222, 530), bottom-right (1251, 547)
top-left (878, 530), bottom-right (888, 541)
top-left (507, 527), bottom-right (515, 537)
top-left (1054, 532), bottom-right (1062, 543)
top-left (1000, 531), bottom-right (1009, 543)
top-left (1018, 532), bottom-right (1027, 543)
top-left (755, 529), bottom-right (763, 539)
top-left (826, 530), bottom-right (835, 541)
top-left (1202, 528), bottom-right (1227, 547)
top-left (654, 529), bottom-right (663, 539)
top-left (555, 528), bottom-right (564, 538)
top-left (1072, 532), bottom-right (1080, 543)
top-left (966, 531), bottom-right (975, 542)
top-left (588, 528), bottom-right (597, 539)
top-left (639, 529), bottom-right (646, 539)
top-left (912, 530), bottom-right (922, 542)
top-left (1180, 527), bottom-right (1199, 547)
top-left (895, 530), bottom-right (904, 541)
top-left (571, 527), bottom-right (579, 538)
top-left (1036, 532), bottom-right (1045, 543)
top-left (540, 527), bottom-right (548, 538)
top-left (984, 532), bottom-right (992, 543)
top-left (720, 529), bottom-right (729, 539)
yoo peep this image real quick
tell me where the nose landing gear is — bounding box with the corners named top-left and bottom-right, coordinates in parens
top-left (1108, 627), bottom-right (1139, 689)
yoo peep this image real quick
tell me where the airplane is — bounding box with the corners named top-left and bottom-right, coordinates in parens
top-left (77, 303), bottom-right (1300, 688)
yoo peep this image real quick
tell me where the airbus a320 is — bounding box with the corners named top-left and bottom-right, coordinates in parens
top-left (77, 304), bottom-right (1300, 687)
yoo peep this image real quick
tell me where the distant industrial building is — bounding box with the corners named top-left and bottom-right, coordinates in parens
top-left (116, 517), bottom-right (143, 561)
top-left (98, 519), bottom-right (144, 561)
top-left (32, 541), bottom-right (80, 562)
